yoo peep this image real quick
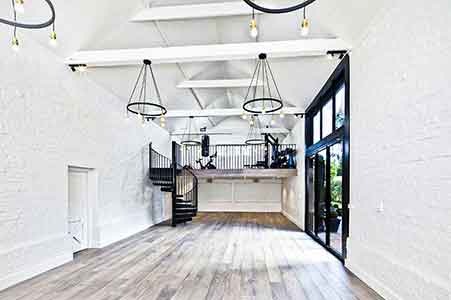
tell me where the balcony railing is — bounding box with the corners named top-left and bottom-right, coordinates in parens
top-left (181, 143), bottom-right (297, 170)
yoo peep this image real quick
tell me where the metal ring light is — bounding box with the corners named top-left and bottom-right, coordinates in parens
top-left (127, 59), bottom-right (167, 118)
top-left (245, 138), bottom-right (265, 145)
top-left (181, 116), bottom-right (201, 146)
top-left (0, 0), bottom-right (55, 29)
top-left (243, 98), bottom-right (283, 114)
top-left (126, 102), bottom-right (167, 118)
top-left (181, 140), bottom-right (201, 146)
top-left (243, 0), bottom-right (316, 14)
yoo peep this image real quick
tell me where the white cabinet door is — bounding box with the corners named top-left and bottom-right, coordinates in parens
top-left (68, 168), bottom-right (89, 253)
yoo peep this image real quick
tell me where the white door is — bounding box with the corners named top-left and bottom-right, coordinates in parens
top-left (68, 168), bottom-right (89, 253)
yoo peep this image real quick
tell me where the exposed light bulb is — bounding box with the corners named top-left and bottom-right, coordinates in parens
top-left (11, 36), bottom-right (20, 52)
top-left (160, 116), bottom-right (166, 123)
top-left (327, 53), bottom-right (334, 60)
top-left (78, 65), bottom-right (88, 73)
top-left (279, 111), bottom-right (285, 119)
top-left (241, 114), bottom-right (248, 120)
top-left (49, 31), bottom-right (58, 47)
top-left (249, 119), bottom-right (255, 126)
top-left (141, 115), bottom-right (146, 127)
top-left (14, 0), bottom-right (24, 14)
top-left (249, 19), bottom-right (258, 38)
top-left (160, 122), bottom-right (166, 128)
top-left (270, 118), bottom-right (276, 126)
top-left (301, 18), bottom-right (310, 36)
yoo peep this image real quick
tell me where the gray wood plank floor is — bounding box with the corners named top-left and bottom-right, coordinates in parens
top-left (0, 213), bottom-right (383, 300)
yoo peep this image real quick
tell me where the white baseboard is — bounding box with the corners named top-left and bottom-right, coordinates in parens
top-left (282, 210), bottom-right (304, 230)
top-left (0, 253), bottom-right (73, 292)
top-left (346, 260), bottom-right (401, 300)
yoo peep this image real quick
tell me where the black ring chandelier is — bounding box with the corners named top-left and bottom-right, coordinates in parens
top-left (243, 0), bottom-right (316, 14)
top-left (1, 0), bottom-right (57, 50)
top-left (181, 117), bottom-right (201, 146)
top-left (243, 53), bottom-right (284, 115)
top-left (126, 59), bottom-right (167, 124)
top-left (245, 115), bottom-right (265, 145)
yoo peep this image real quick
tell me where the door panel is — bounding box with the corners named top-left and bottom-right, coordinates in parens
top-left (316, 149), bottom-right (328, 244)
top-left (306, 141), bottom-right (346, 259)
top-left (330, 142), bottom-right (344, 255)
top-left (68, 168), bottom-right (88, 253)
top-left (306, 156), bottom-right (315, 234)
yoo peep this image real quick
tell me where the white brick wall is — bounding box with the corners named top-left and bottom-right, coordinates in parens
top-left (281, 120), bottom-right (305, 229)
top-left (347, 0), bottom-right (451, 299)
top-left (0, 29), bottom-right (171, 290)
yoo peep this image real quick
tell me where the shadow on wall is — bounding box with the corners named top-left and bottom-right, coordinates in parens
top-left (102, 143), bottom-right (165, 225)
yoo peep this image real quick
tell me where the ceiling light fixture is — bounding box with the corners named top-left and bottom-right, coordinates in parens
top-left (249, 9), bottom-right (258, 38)
top-left (243, 53), bottom-right (284, 115)
top-left (245, 115), bottom-right (265, 145)
top-left (326, 50), bottom-right (347, 60)
top-left (300, 7), bottom-right (310, 36)
top-left (243, 0), bottom-right (315, 37)
top-left (181, 116), bottom-right (201, 146)
top-left (69, 64), bottom-right (88, 73)
top-left (243, 0), bottom-right (316, 14)
top-left (126, 59), bottom-right (167, 121)
top-left (1, 0), bottom-right (57, 52)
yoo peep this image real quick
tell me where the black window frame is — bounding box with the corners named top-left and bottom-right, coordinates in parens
top-left (304, 55), bottom-right (350, 262)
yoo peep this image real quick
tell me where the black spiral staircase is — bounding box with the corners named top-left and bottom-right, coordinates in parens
top-left (149, 142), bottom-right (198, 227)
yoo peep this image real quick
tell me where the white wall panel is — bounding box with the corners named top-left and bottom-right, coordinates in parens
top-left (198, 179), bottom-right (282, 212)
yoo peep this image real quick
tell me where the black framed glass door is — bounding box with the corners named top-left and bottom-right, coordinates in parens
top-left (306, 140), bottom-right (345, 257)
top-left (305, 55), bottom-right (349, 261)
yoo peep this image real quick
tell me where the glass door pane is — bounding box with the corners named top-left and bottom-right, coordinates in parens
top-left (316, 149), bottom-right (328, 244)
top-left (330, 142), bottom-right (344, 255)
top-left (306, 156), bottom-right (315, 234)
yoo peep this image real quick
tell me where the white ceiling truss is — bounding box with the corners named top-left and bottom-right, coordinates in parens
top-left (131, 2), bottom-right (262, 22)
top-left (65, 39), bottom-right (351, 67)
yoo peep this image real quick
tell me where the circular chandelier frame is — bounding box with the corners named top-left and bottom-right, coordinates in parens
top-left (242, 0), bottom-right (316, 14)
top-left (0, 0), bottom-right (55, 29)
top-left (181, 117), bottom-right (201, 146)
top-left (245, 138), bottom-right (265, 145)
top-left (127, 59), bottom-right (167, 118)
top-left (245, 115), bottom-right (265, 145)
top-left (242, 53), bottom-right (284, 115)
top-left (243, 97), bottom-right (283, 114)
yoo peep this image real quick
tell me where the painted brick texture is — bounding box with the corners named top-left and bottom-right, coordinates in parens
top-left (0, 29), bottom-right (171, 290)
top-left (347, 0), bottom-right (451, 299)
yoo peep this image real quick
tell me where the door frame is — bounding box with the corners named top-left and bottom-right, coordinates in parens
top-left (67, 165), bottom-right (98, 251)
top-left (304, 55), bottom-right (350, 262)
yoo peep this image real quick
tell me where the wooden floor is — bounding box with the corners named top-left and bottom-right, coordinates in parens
top-left (0, 213), bottom-right (383, 300)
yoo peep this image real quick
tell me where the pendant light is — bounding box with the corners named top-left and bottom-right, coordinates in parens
top-left (1, 0), bottom-right (57, 51)
top-left (249, 9), bottom-right (258, 38)
top-left (243, 0), bottom-right (316, 14)
top-left (300, 7), bottom-right (310, 36)
top-left (181, 117), bottom-right (201, 146)
top-left (243, 0), bottom-right (315, 36)
top-left (245, 115), bottom-right (265, 145)
top-left (126, 59), bottom-right (167, 123)
top-left (243, 53), bottom-right (283, 115)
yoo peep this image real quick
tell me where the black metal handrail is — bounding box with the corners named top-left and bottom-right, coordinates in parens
top-left (181, 143), bottom-right (297, 170)
top-left (149, 143), bottom-right (172, 185)
top-left (172, 142), bottom-right (198, 226)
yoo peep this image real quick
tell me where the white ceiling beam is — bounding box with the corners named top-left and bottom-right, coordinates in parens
top-left (162, 107), bottom-right (304, 118)
top-left (171, 127), bottom-right (290, 136)
top-left (131, 2), bottom-right (261, 22)
top-left (65, 39), bottom-right (351, 67)
top-left (177, 79), bottom-right (262, 89)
